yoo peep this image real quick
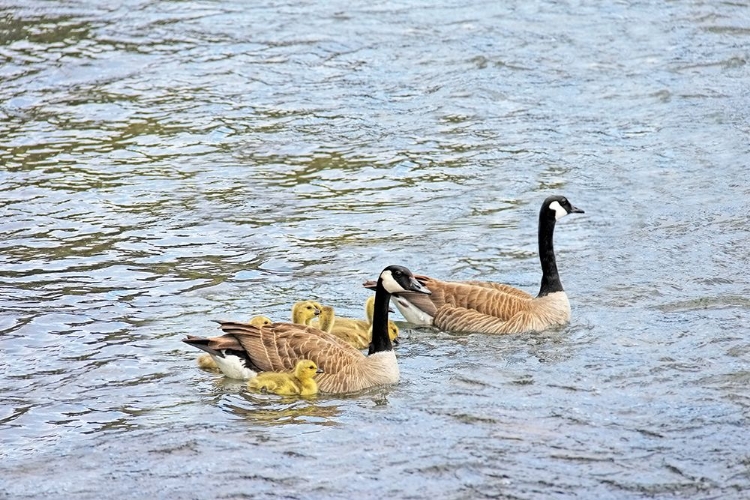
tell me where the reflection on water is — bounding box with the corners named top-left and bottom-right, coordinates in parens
top-left (2, 0), bottom-right (750, 497)
top-left (222, 392), bottom-right (342, 427)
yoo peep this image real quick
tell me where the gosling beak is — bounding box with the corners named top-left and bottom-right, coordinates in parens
top-left (388, 306), bottom-right (395, 313)
top-left (314, 308), bottom-right (321, 316)
top-left (316, 368), bottom-right (324, 374)
top-left (392, 338), bottom-right (400, 346)
top-left (409, 277), bottom-right (431, 294)
top-left (570, 205), bottom-right (585, 214)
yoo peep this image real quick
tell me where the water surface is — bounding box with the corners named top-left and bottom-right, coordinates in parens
top-left (1, 1), bottom-right (749, 498)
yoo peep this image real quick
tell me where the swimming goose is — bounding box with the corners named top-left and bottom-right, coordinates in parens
top-left (311, 297), bottom-right (400, 349)
top-left (365, 196), bottom-right (584, 334)
top-left (196, 315), bottom-right (273, 372)
top-left (182, 265), bottom-right (430, 393)
top-left (247, 359), bottom-right (323, 396)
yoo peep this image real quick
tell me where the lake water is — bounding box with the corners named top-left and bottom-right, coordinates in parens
top-left (1, 1), bottom-right (749, 498)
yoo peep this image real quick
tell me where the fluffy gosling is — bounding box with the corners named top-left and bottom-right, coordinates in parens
top-left (247, 359), bottom-right (323, 396)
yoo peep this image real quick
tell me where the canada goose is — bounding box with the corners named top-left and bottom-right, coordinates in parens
top-left (182, 265), bottom-right (431, 392)
top-left (247, 359), bottom-right (323, 396)
top-left (366, 196), bottom-right (584, 334)
top-left (196, 315), bottom-right (273, 372)
top-left (311, 296), bottom-right (400, 349)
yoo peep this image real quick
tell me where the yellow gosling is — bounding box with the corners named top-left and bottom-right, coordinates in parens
top-left (317, 306), bottom-right (335, 334)
top-left (248, 360), bottom-right (323, 396)
top-left (197, 315), bottom-right (273, 371)
top-left (291, 301), bottom-right (322, 326)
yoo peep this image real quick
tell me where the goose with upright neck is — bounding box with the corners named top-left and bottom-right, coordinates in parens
top-left (183, 265), bottom-right (430, 393)
top-left (365, 196), bottom-right (584, 334)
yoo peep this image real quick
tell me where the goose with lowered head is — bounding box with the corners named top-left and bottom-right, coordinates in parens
top-left (365, 196), bottom-right (584, 334)
top-left (182, 265), bottom-right (430, 393)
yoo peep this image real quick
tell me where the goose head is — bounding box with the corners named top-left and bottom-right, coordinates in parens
top-left (378, 265), bottom-right (431, 295)
top-left (544, 195), bottom-right (585, 221)
top-left (369, 265), bottom-right (429, 355)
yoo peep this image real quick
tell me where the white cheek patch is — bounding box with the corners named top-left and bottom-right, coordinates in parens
top-left (380, 270), bottom-right (406, 294)
top-left (549, 200), bottom-right (568, 220)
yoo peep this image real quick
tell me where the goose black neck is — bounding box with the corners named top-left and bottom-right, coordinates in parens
top-left (537, 209), bottom-right (563, 297)
top-left (368, 281), bottom-right (393, 355)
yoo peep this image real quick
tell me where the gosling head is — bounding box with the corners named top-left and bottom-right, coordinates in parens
top-left (248, 315), bottom-right (273, 328)
top-left (544, 195), bottom-right (584, 221)
top-left (388, 322), bottom-right (400, 345)
top-left (378, 265), bottom-right (431, 295)
top-left (294, 359), bottom-right (324, 380)
top-left (292, 301), bottom-right (322, 325)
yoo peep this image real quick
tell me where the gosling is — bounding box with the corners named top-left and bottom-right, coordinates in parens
top-left (247, 359), bottom-right (324, 396)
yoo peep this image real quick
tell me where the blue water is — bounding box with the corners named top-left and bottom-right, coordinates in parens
top-left (1, 1), bottom-right (749, 498)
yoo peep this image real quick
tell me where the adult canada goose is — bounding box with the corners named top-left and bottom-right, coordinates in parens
top-left (247, 359), bottom-right (323, 396)
top-left (182, 265), bottom-right (430, 393)
top-left (196, 315), bottom-right (273, 372)
top-left (366, 196), bottom-right (584, 334)
top-left (312, 297), bottom-right (400, 349)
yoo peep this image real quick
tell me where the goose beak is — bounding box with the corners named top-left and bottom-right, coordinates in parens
top-left (409, 277), bottom-right (431, 294)
top-left (570, 205), bottom-right (585, 214)
top-left (316, 368), bottom-right (324, 374)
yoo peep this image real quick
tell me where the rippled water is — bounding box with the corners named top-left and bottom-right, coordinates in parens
top-left (2, 0), bottom-right (749, 498)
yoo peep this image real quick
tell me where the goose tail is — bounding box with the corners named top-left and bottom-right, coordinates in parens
top-left (182, 336), bottom-right (221, 357)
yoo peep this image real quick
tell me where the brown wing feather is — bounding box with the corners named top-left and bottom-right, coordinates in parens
top-left (395, 276), bottom-right (533, 320)
top-left (460, 280), bottom-right (534, 299)
top-left (433, 306), bottom-right (532, 334)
